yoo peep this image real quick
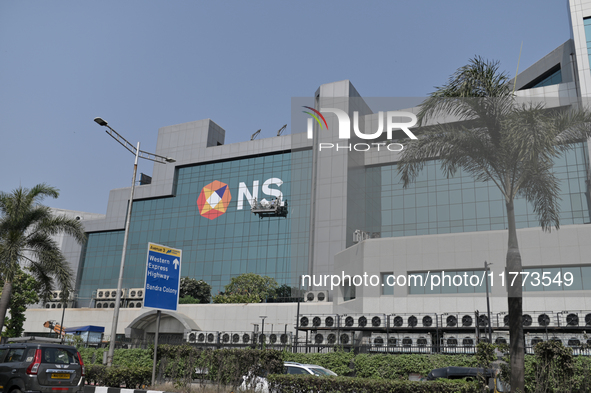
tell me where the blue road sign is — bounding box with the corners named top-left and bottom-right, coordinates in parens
top-left (143, 243), bottom-right (182, 311)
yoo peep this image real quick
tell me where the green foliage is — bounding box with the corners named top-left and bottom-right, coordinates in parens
top-left (283, 350), bottom-right (355, 376)
top-left (179, 277), bottom-right (211, 304)
top-left (78, 347), bottom-right (152, 368)
top-left (178, 295), bottom-right (200, 304)
top-left (86, 364), bottom-right (151, 388)
top-left (157, 345), bottom-right (283, 389)
top-left (354, 353), bottom-right (479, 380)
top-left (76, 345), bottom-right (591, 391)
top-left (1, 268), bottom-right (40, 337)
top-left (268, 374), bottom-right (481, 393)
top-left (0, 183), bottom-right (86, 334)
top-left (529, 340), bottom-right (575, 393)
top-left (474, 341), bottom-right (497, 369)
top-left (212, 273), bottom-right (278, 303)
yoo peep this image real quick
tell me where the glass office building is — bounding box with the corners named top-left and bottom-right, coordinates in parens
top-left (77, 150), bottom-right (312, 302)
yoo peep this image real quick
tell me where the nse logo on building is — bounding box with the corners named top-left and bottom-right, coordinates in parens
top-left (197, 178), bottom-right (284, 220)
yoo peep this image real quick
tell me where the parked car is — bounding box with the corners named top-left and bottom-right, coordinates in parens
top-left (0, 338), bottom-right (85, 393)
top-left (427, 366), bottom-right (509, 392)
top-left (239, 361), bottom-right (337, 392)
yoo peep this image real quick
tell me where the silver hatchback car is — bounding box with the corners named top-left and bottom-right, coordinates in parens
top-left (0, 342), bottom-right (85, 393)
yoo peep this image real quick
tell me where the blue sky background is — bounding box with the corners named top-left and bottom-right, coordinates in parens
top-left (0, 1), bottom-right (571, 214)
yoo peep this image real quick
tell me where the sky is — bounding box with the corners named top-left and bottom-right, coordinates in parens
top-left (0, 1), bottom-right (572, 215)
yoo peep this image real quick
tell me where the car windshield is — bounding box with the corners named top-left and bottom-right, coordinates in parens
top-left (309, 367), bottom-right (337, 376)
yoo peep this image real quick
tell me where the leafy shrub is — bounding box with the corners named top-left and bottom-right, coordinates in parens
top-left (354, 353), bottom-right (479, 379)
top-left (268, 374), bottom-right (481, 393)
top-left (86, 364), bottom-right (151, 388)
top-left (157, 345), bottom-right (283, 389)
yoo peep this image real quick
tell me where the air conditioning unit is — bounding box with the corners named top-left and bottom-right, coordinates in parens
top-left (301, 315), bottom-right (338, 328)
top-left (368, 333), bottom-right (401, 352)
top-left (460, 335), bottom-right (476, 354)
top-left (503, 313), bottom-right (537, 327)
top-left (240, 332), bottom-right (253, 344)
top-left (532, 312), bottom-right (555, 327)
top-left (127, 288), bottom-right (144, 299)
top-left (304, 290), bottom-right (329, 302)
top-left (340, 314), bottom-right (375, 328)
top-left (443, 333), bottom-right (475, 354)
top-left (365, 314), bottom-right (386, 328)
top-left (461, 314), bottom-right (474, 327)
top-left (97, 301), bottom-right (117, 309)
top-left (255, 333), bottom-right (268, 344)
top-left (399, 333), bottom-right (432, 354)
top-left (97, 289), bottom-right (122, 300)
top-left (566, 334), bottom-right (584, 356)
top-left (558, 312), bottom-right (580, 327)
top-left (477, 314), bottom-right (490, 327)
top-left (310, 331), bottom-right (338, 345)
top-left (390, 313), bottom-right (431, 328)
top-left (126, 300), bottom-right (143, 309)
top-left (525, 333), bottom-right (546, 355)
top-left (442, 314), bottom-right (460, 328)
top-left (187, 331), bottom-right (197, 343)
top-left (336, 332), bottom-right (354, 345)
top-left (278, 332), bottom-right (292, 345)
top-left (195, 331), bottom-right (218, 344)
top-left (492, 332), bottom-right (510, 346)
top-left (219, 332), bottom-right (233, 345)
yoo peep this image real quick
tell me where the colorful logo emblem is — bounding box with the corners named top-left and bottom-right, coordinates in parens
top-left (197, 181), bottom-right (232, 220)
top-left (302, 106), bottom-right (328, 130)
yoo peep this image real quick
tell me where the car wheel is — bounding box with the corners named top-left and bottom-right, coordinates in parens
top-left (12, 389), bottom-right (23, 393)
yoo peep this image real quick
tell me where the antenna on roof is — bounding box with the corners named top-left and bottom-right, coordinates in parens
top-left (251, 129), bottom-right (261, 140)
top-left (277, 124), bottom-right (287, 136)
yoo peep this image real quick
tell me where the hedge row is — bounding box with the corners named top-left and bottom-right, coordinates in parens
top-left (78, 347), bottom-right (153, 368)
top-left (267, 374), bottom-right (481, 393)
top-left (86, 365), bottom-right (152, 389)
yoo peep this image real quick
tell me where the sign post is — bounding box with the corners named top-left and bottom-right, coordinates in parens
top-left (144, 243), bottom-right (182, 387)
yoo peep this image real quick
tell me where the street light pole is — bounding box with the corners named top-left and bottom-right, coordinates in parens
top-left (484, 261), bottom-right (493, 344)
top-left (94, 117), bottom-right (175, 367)
top-left (259, 316), bottom-right (267, 350)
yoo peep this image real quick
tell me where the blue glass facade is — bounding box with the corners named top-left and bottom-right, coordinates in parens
top-left (585, 17), bottom-right (591, 73)
top-left (77, 150), bottom-right (312, 303)
top-left (532, 68), bottom-right (562, 88)
top-left (368, 142), bottom-right (590, 237)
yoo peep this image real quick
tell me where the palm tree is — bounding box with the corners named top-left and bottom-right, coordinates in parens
top-left (397, 57), bottom-right (591, 392)
top-left (0, 184), bottom-right (86, 333)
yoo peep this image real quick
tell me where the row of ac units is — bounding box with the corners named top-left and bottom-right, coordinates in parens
top-left (308, 331), bottom-right (354, 345)
top-left (49, 291), bottom-right (68, 300)
top-left (525, 333), bottom-right (591, 354)
top-left (304, 291), bottom-right (329, 302)
top-left (298, 313), bottom-right (472, 328)
top-left (44, 301), bottom-right (74, 309)
top-left (186, 331), bottom-right (293, 345)
top-left (94, 300), bottom-right (143, 309)
top-left (298, 311), bottom-right (591, 329)
top-left (96, 288), bottom-right (144, 300)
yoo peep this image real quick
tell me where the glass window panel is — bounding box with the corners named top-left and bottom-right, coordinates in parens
top-left (561, 266), bottom-right (583, 290)
top-left (582, 267), bottom-right (591, 290)
top-left (381, 273), bottom-right (394, 295)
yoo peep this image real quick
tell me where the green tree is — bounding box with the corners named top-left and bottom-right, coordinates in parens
top-left (179, 277), bottom-right (211, 304)
top-left (0, 184), bottom-right (86, 333)
top-left (397, 57), bottom-right (591, 393)
top-left (1, 268), bottom-right (41, 337)
top-left (212, 273), bottom-right (278, 303)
